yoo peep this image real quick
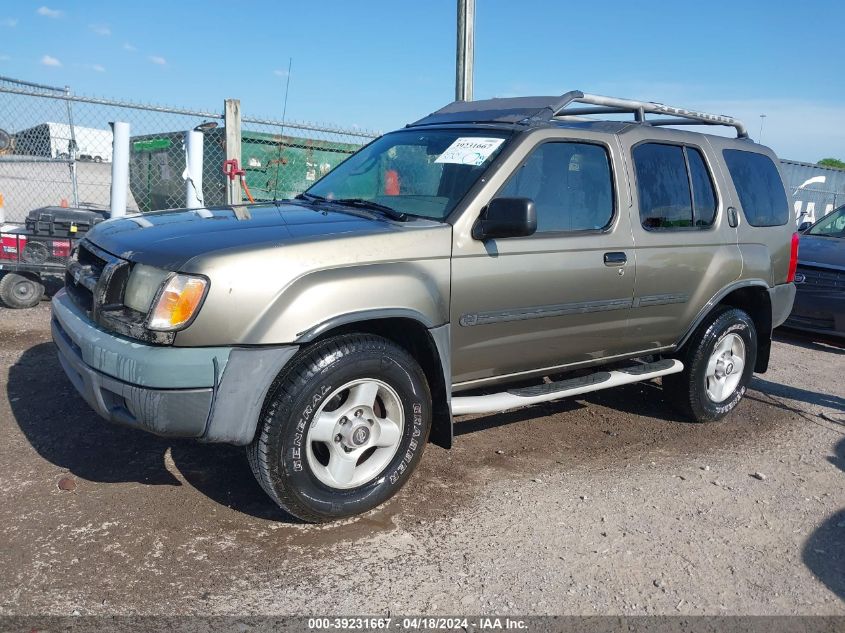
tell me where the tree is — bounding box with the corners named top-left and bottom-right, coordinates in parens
top-left (817, 158), bottom-right (845, 169)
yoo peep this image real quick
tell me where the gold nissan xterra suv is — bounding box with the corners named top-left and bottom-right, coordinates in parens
top-left (53, 91), bottom-right (798, 521)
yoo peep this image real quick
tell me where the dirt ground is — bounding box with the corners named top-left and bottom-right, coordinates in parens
top-left (1, 301), bottom-right (843, 616)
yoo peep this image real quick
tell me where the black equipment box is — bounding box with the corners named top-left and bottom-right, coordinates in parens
top-left (24, 206), bottom-right (109, 237)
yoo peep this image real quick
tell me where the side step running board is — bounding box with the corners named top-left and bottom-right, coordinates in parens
top-left (451, 359), bottom-right (684, 416)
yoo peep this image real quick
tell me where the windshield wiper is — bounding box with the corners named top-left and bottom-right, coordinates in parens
top-left (333, 198), bottom-right (408, 222)
top-left (295, 193), bottom-right (409, 221)
top-left (295, 192), bottom-right (328, 203)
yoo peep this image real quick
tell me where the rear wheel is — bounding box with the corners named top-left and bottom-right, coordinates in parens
top-left (666, 307), bottom-right (757, 422)
top-left (0, 273), bottom-right (44, 309)
top-left (247, 334), bottom-right (431, 522)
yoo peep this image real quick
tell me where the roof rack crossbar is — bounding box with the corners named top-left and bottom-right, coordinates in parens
top-left (645, 118), bottom-right (730, 128)
top-left (533, 92), bottom-right (748, 138)
top-left (559, 106), bottom-right (639, 116)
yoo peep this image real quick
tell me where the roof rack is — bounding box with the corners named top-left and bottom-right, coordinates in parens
top-left (544, 91), bottom-right (748, 138)
top-left (409, 91), bottom-right (748, 138)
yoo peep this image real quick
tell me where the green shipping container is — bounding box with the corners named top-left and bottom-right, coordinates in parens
top-left (129, 128), bottom-right (364, 213)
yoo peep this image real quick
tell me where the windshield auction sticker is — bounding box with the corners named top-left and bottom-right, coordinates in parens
top-left (435, 137), bottom-right (505, 166)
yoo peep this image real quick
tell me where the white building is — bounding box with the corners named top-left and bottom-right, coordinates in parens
top-left (14, 122), bottom-right (113, 163)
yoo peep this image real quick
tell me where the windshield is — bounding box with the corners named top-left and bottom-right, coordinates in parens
top-left (806, 205), bottom-right (845, 238)
top-left (304, 129), bottom-right (511, 220)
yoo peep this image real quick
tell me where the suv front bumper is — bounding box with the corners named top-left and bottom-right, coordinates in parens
top-left (783, 284), bottom-right (845, 337)
top-left (51, 289), bottom-right (299, 445)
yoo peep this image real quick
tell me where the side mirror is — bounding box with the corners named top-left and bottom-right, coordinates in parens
top-left (472, 197), bottom-right (537, 240)
top-left (798, 221), bottom-right (813, 232)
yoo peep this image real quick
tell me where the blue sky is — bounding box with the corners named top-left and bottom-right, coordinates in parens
top-left (0, 0), bottom-right (843, 162)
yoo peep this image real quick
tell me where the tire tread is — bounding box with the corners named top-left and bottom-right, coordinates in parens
top-left (0, 273), bottom-right (44, 309)
top-left (247, 333), bottom-right (425, 522)
top-left (666, 307), bottom-right (756, 423)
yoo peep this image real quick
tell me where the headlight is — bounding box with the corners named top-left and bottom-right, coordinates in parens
top-left (124, 264), bottom-right (170, 313)
top-left (147, 273), bottom-right (209, 331)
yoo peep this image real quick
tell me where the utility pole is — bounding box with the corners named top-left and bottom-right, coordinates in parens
top-left (759, 114), bottom-right (767, 143)
top-left (456, 0), bottom-right (475, 101)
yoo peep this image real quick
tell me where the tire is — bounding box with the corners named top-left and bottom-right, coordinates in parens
top-left (665, 307), bottom-right (757, 422)
top-left (21, 241), bottom-right (49, 265)
top-left (247, 334), bottom-right (432, 522)
top-left (0, 273), bottom-right (44, 309)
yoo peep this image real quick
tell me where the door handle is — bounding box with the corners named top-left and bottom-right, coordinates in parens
top-left (604, 252), bottom-right (627, 266)
top-left (727, 206), bottom-right (738, 228)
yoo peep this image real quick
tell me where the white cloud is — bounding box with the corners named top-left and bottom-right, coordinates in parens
top-left (41, 54), bottom-right (61, 67)
top-left (273, 69), bottom-right (290, 78)
top-left (89, 23), bottom-right (110, 36)
top-left (36, 6), bottom-right (63, 18)
top-left (0, 54), bottom-right (10, 61)
top-left (148, 55), bottom-right (166, 66)
top-left (0, 18), bottom-right (17, 27)
top-left (123, 42), bottom-right (137, 52)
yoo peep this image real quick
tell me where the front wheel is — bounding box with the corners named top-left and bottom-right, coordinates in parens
top-left (0, 273), bottom-right (44, 309)
top-left (665, 307), bottom-right (757, 422)
top-left (247, 334), bottom-right (432, 522)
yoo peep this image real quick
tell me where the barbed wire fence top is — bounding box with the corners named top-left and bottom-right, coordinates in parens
top-left (0, 75), bottom-right (378, 223)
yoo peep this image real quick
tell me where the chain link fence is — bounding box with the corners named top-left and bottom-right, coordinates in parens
top-left (791, 187), bottom-right (843, 226)
top-left (0, 75), bottom-right (378, 224)
top-left (238, 116), bottom-right (375, 203)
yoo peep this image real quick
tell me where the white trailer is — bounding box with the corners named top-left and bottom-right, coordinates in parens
top-left (14, 122), bottom-right (113, 163)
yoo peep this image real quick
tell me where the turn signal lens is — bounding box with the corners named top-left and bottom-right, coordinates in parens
top-left (147, 274), bottom-right (208, 331)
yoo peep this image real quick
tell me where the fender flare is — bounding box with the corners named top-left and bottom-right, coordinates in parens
top-left (675, 279), bottom-right (771, 350)
top-left (297, 310), bottom-right (454, 449)
top-left (295, 308), bottom-right (441, 343)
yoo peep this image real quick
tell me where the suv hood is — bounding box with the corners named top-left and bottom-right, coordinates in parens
top-left (798, 234), bottom-right (845, 271)
top-left (85, 201), bottom-right (447, 270)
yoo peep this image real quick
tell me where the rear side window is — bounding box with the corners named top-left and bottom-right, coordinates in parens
top-left (634, 144), bottom-right (691, 229)
top-left (723, 149), bottom-right (788, 227)
top-left (632, 143), bottom-right (718, 230)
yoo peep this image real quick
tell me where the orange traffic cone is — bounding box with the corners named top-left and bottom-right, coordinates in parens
top-left (0, 192), bottom-right (5, 225)
top-left (384, 170), bottom-right (400, 196)
top-left (60, 197), bottom-right (69, 208)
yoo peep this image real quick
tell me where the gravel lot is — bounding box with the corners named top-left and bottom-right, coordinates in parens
top-left (1, 301), bottom-right (843, 616)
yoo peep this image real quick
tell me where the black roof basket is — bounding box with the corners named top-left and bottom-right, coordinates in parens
top-left (410, 90), bottom-right (748, 138)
